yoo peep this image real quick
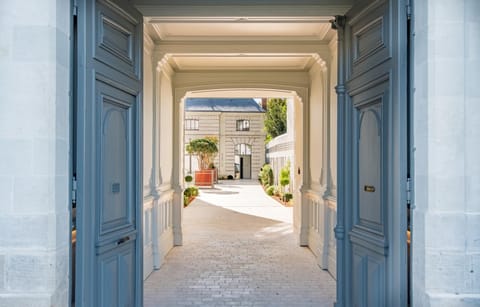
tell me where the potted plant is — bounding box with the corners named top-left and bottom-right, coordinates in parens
top-left (184, 174), bottom-right (193, 187)
top-left (187, 137), bottom-right (218, 187)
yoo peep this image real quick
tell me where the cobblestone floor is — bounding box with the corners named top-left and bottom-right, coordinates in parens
top-left (144, 180), bottom-right (336, 307)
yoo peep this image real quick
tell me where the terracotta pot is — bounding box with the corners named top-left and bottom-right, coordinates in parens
top-left (195, 170), bottom-right (215, 187)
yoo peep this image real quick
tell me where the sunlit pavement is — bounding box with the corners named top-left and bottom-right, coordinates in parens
top-left (144, 180), bottom-right (336, 307)
top-left (197, 180), bottom-right (293, 224)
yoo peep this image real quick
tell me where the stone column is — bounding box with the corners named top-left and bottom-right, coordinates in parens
top-left (412, 0), bottom-right (480, 305)
top-left (0, 1), bottom-right (71, 305)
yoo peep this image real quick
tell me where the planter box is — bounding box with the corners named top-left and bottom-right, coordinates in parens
top-left (195, 170), bottom-right (215, 188)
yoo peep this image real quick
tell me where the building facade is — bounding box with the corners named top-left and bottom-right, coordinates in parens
top-left (0, 0), bottom-right (479, 306)
top-left (184, 98), bottom-right (266, 180)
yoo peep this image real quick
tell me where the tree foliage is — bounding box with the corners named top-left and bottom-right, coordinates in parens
top-left (264, 98), bottom-right (287, 142)
top-left (186, 137), bottom-right (218, 170)
top-left (259, 164), bottom-right (274, 187)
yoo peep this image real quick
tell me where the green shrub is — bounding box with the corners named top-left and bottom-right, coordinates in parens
top-left (279, 162), bottom-right (290, 189)
top-left (184, 186), bottom-right (199, 206)
top-left (191, 186), bottom-right (199, 196)
top-left (184, 186), bottom-right (199, 198)
top-left (266, 185), bottom-right (276, 196)
top-left (283, 193), bottom-right (293, 202)
top-left (184, 175), bottom-right (193, 183)
top-left (259, 164), bottom-right (274, 187)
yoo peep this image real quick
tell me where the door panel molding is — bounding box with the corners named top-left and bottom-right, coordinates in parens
top-left (335, 0), bottom-right (408, 306)
top-left (75, 1), bottom-right (143, 306)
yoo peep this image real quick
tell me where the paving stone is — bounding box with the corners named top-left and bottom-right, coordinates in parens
top-left (144, 180), bottom-right (336, 306)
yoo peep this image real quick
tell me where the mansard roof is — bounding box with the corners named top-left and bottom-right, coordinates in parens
top-left (185, 98), bottom-right (265, 113)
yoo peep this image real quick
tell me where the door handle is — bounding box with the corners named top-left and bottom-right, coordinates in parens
top-left (116, 236), bottom-right (130, 245)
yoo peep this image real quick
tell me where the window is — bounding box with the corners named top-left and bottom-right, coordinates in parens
top-left (236, 119), bottom-right (250, 131)
top-left (185, 119), bottom-right (199, 130)
top-left (235, 143), bottom-right (252, 155)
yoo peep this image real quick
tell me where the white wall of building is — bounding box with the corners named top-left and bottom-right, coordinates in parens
top-left (304, 50), bottom-right (337, 278)
top-left (143, 34), bottom-right (155, 279)
top-left (412, 1), bottom-right (480, 305)
top-left (184, 110), bottom-right (265, 178)
top-left (0, 1), bottom-right (71, 305)
top-left (143, 40), bottom-right (176, 278)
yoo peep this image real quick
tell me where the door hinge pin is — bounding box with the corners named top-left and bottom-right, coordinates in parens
top-left (406, 1), bottom-right (412, 20)
top-left (72, 177), bottom-right (77, 204)
top-left (406, 177), bottom-right (412, 205)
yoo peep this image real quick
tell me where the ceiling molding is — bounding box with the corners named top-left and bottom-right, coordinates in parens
top-left (146, 16), bottom-right (334, 23)
top-left (157, 54), bottom-right (175, 78)
top-left (143, 30), bottom-right (155, 54)
top-left (148, 21), bottom-right (334, 42)
top-left (153, 42), bottom-right (331, 59)
top-left (137, 5), bottom-right (351, 18)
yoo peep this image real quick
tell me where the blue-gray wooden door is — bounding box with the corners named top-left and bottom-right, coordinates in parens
top-left (336, 0), bottom-right (408, 306)
top-left (75, 0), bottom-right (143, 306)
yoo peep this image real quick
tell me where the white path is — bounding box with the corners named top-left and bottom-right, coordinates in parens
top-left (144, 180), bottom-right (336, 307)
top-left (197, 180), bottom-right (293, 224)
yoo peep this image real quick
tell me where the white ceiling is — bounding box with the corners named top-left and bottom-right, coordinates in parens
top-left (150, 21), bottom-right (332, 41)
top-left (146, 17), bottom-right (335, 72)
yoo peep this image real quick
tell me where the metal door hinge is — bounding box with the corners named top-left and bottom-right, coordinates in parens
top-left (72, 177), bottom-right (78, 204)
top-left (406, 0), bottom-right (412, 20)
top-left (73, 4), bottom-right (78, 16)
top-left (406, 177), bottom-right (412, 205)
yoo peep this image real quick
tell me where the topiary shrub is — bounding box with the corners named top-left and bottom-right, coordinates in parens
top-left (279, 161), bottom-right (290, 191)
top-left (266, 185), bottom-right (276, 196)
top-left (185, 175), bottom-right (193, 183)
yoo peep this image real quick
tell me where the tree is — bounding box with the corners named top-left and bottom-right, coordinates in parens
top-left (264, 98), bottom-right (287, 142)
top-left (187, 137), bottom-right (218, 170)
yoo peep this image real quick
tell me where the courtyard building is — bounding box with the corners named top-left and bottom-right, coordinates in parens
top-left (184, 98), bottom-right (266, 180)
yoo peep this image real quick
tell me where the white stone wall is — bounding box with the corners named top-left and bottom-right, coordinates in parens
top-left (184, 111), bottom-right (221, 173)
top-left (309, 63), bottom-right (325, 190)
top-left (305, 53), bottom-right (337, 277)
top-left (158, 65), bottom-right (174, 186)
top-left (143, 43), bottom-right (176, 277)
top-left (223, 112), bottom-right (266, 178)
top-left (184, 111), bottom-right (265, 178)
top-left (413, 0), bottom-right (480, 305)
top-left (0, 1), bottom-right (70, 305)
top-left (143, 34), bottom-right (155, 279)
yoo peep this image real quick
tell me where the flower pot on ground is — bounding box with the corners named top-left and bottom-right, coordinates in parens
top-left (194, 169), bottom-right (216, 188)
top-left (187, 137), bottom-right (219, 188)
